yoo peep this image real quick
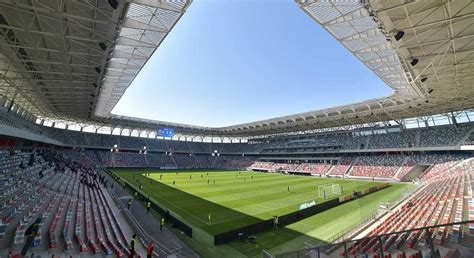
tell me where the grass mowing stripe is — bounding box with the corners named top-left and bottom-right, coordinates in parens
top-left (164, 175), bottom-right (313, 194)
top-left (122, 173), bottom-right (215, 225)
top-left (114, 169), bottom-right (415, 258)
top-left (155, 173), bottom-right (370, 200)
top-left (229, 183), bottom-right (415, 257)
top-left (237, 182), bottom-right (379, 219)
top-left (115, 169), bottom-right (388, 235)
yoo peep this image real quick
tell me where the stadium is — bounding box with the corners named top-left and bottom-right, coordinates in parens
top-left (0, 0), bottom-right (473, 257)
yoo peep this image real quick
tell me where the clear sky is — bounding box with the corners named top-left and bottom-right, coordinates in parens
top-left (111, 0), bottom-right (392, 127)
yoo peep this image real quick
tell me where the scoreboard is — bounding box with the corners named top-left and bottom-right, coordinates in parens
top-left (157, 128), bottom-right (174, 138)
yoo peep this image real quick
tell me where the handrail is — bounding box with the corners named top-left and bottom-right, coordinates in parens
top-left (104, 175), bottom-right (183, 257)
top-left (275, 220), bottom-right (474, 257)
top-left (324, 184), bottom-right (420, 244)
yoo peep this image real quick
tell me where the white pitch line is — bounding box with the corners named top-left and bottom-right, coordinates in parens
top-left (141, 173), bottom-right (381, 226)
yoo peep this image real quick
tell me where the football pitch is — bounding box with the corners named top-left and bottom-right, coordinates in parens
top-left (113, 169), bottom-right (415, 257)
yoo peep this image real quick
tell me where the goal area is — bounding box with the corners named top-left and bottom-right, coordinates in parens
top-left (318, 183), bottom-right (342, 199)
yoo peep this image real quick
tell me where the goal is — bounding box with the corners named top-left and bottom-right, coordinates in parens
top-left (318, 183), bottom-right (342, 199)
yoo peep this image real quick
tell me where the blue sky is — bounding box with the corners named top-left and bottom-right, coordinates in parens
top-left (112, 0), bottom-right (392, 127)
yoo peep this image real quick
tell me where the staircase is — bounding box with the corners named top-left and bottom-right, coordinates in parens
top-left (325, 165), bottom-right (335, 175)
top-left (168, 154), bottom-right (178, 167)
top-left (414, 131), bottom-right (421, 147)
top-left (399, 165), bottom-right (430, 182)
top-left (364, 136), bottom-right (371, 149)
top-left (93, 151), bottom-right (102, 164)
top-left (345, 157), bottom-right (359, 176)
top-left (393, 156), bottom-right (409, 180)
top-left (457, 127), bottom-right (474, 146)
top-left (111, 153), bottom-right (116, 167)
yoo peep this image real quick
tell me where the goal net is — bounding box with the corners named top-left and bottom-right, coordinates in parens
top-left (318, 183), bottom-right (342, 199)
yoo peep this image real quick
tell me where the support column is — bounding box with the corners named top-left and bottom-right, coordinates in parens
top-left (451, 112), bottom-right (458, 128)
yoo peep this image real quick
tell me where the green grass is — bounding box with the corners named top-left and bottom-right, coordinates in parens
top-left (228, 183), bottom-right (415, 257)
top-left (113, 169), bottom-right (416, 257)
top-left (114, 169), bottom-right (381, 233)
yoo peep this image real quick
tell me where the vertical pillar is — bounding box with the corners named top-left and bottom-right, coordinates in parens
top-left (451, 113), bottom-right (458, 128)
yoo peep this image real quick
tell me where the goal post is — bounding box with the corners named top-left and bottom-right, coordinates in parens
top-left (318, 183), bottom-right (342, 199)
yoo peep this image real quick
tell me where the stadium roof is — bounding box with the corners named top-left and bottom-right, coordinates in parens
top-left (0, 0), bottom-right (473, 137)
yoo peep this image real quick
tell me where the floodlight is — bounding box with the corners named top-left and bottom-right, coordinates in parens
top-left (108, 0), bottom-right (119, 9)
top-left (394, 31), bottom-right (404, 41)
top-left (99, 42), bottom-right (107, 51)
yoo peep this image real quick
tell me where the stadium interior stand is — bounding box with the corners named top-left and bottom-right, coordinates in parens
top-left (0, 149), bottom-right (139, 257)
top-left (1, 110), bottom-right (473, 156)
top-left (349, 155), bottom-right (405, 179)
top-left (341, 159), bottom-right (474, 258)
top-left (259, 123), bottom-right (473, 154)
top-left (248, 154), bottom-right (472, 182)
top-left (0, 109), bottom-right (473, 257)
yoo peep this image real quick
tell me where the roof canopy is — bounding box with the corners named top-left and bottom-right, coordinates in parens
top-left (1, 0), bottom-right (473, 137)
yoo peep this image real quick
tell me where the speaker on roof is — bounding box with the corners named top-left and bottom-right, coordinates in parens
top-left (99, 42), bottom-right (107, 51)
top-left (410, 58), bottom-right (418, 66)
top-left (394, 31), bottom-right (404, 41)
top-left (108, 0), bottom-right (119, 10)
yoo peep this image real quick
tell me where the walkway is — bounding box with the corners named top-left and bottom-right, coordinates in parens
top-left (105, 173), bottom-right (199, 258)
